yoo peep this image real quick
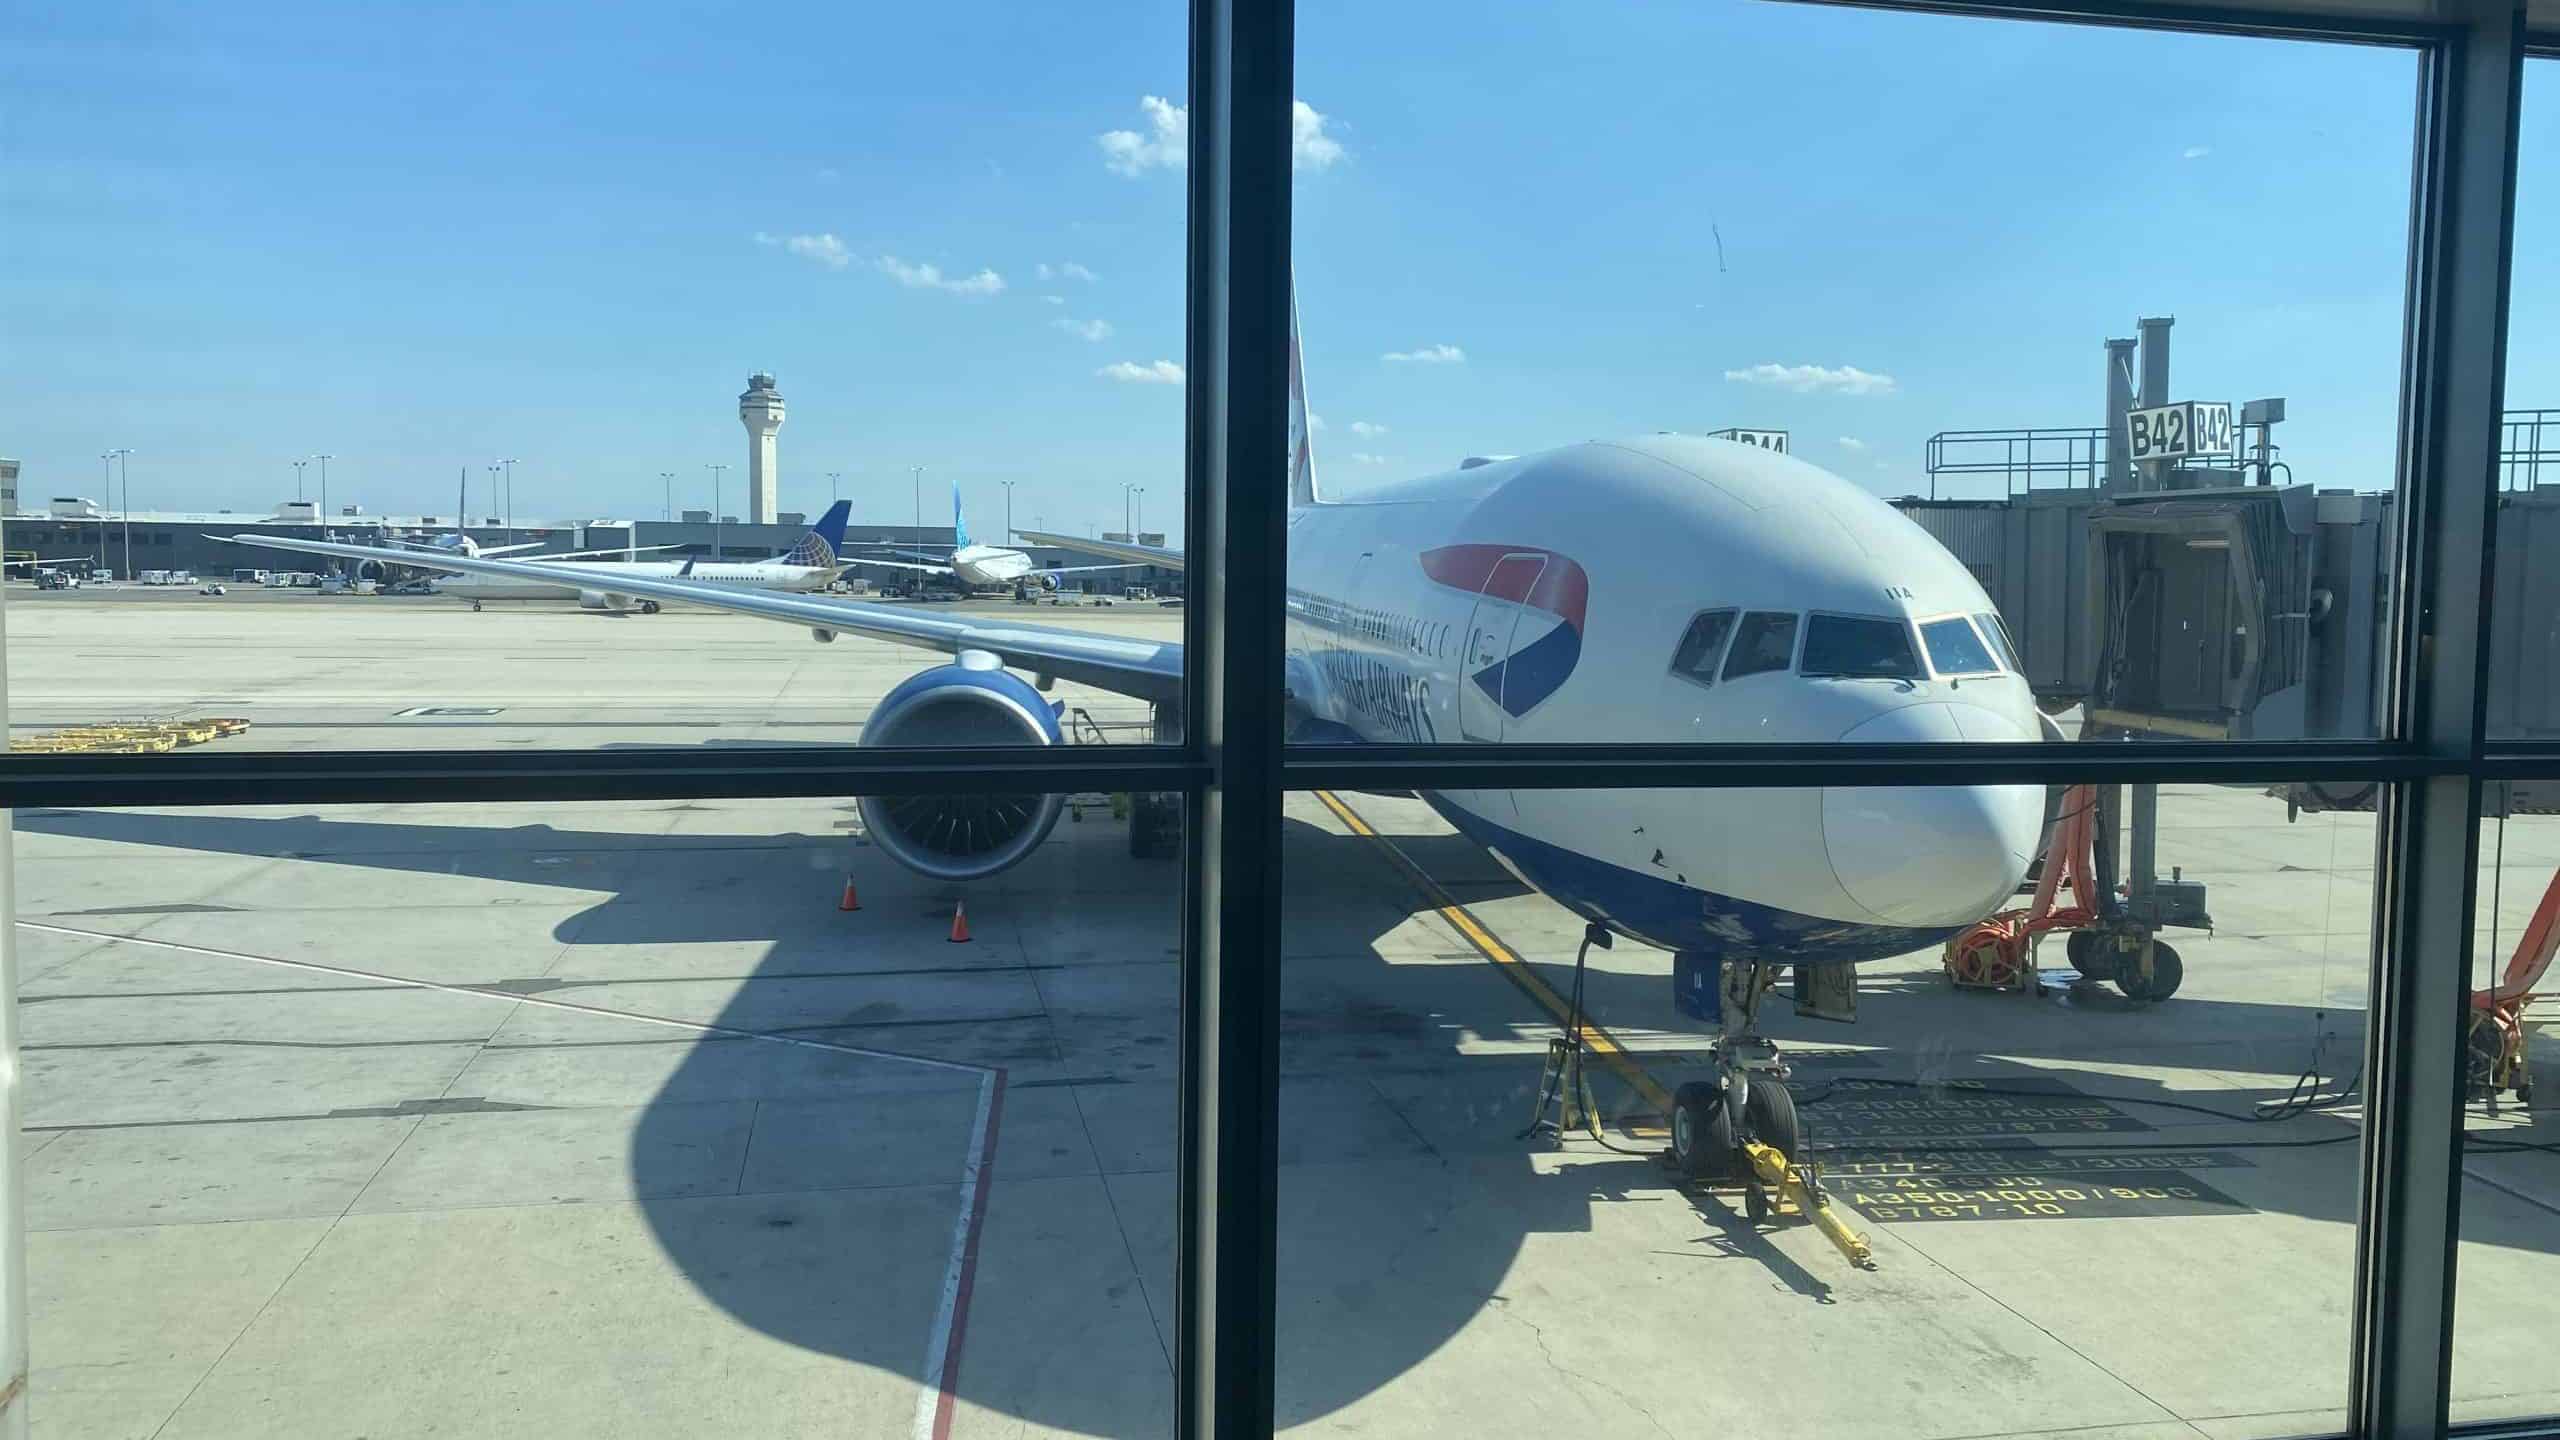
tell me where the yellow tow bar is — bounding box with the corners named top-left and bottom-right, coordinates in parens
top-left (1743, 1141), bottom-right (1876, 1270)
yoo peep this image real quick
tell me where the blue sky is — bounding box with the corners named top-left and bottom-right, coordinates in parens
top-left (1, 1), bottom-right (2509, 537)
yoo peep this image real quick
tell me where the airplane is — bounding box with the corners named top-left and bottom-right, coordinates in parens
top-left (229, 500), bottom-right (853, 614)
top-left (843, 483), bottom-right (1148, 591)
top-left (218, 313), bottom-right (2051, 1179)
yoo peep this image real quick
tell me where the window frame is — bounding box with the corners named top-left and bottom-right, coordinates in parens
top-left (1667, 606), bottom-right (1741, 690)
top-left (1721, 608), bottom-right (1804, 682)
top-left (0, 5), bottom-right (2537, 1439)
top-left (1914, 611), bottom-right (2007, 678)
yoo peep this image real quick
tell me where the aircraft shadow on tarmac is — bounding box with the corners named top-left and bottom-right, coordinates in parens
top-left (17, 805), bottom-right (2557, 1434)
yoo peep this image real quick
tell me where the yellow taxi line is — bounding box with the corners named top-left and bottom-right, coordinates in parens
top-left (1311, 789), bottom-right (1677, 1118)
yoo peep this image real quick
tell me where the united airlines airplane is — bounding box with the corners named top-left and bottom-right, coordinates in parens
top-left (227, 328), bottom-right (2048, 1177)
top-left (846, 484), bottom-right (1145, 590)
top-left (241, 501), bottom-right (853, 613)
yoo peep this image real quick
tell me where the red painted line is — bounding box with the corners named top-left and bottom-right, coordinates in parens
top-left (925, 1069), bottom-right (1007, 1440)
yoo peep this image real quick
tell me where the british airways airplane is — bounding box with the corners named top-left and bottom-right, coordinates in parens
top-left (228, 323), bottom-right (2048, 1175)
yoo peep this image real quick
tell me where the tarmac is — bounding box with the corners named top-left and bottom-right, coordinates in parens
top-left (6, 588), bottom-right (2555, 1438)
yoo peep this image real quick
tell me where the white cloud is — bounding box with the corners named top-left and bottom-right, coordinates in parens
top-left (754, 231), bottom-right (851, 270)
top-left (1102, 96), bottom-right (1345, 175)
top-left (1836, 436), bottom-right (1867, 452)
top-left (2182, 145), bottom-right (2211, 160)
top-left (875, 255), bottom-right (1005, 297)
top-left (1038, 261), bottom-right (1099, 283)
top-left (1383, 344), bottom-right (1465, 365)
top-left (1099, 359), bottom-right (1185, 384)
top-left (1040, 294), bottom-right (1066, 305)
top-left (1722, 362), bottom-right (1897, 396)
top-left (1293, 101), bottom-right (1345, 171)
top-left (1054, 317), bottom-right (1114, 342)
top-left (1306, 413), bottom-right (1327, 432)
top-left (815, 166), bottom-right (842, 184)
top-left (1100, 95), bottom-right (1187, 176)
top-left (1349, 419), bottom-right (1388, 437)
top-left (1349, 452), bottom-right (1390, 465)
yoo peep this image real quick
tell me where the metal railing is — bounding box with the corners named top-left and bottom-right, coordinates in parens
top-left (2500, 409), bottom-right (2560, 491)
top-left (1922, 427), bottom-right (2106, 499)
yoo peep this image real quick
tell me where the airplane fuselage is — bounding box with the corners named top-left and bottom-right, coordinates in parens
top-left (1281, 435), bottom-right (2047, 963)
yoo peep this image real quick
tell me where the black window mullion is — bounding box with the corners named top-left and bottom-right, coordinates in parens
top-left (2356, 5), bottom-right (2521, 1434)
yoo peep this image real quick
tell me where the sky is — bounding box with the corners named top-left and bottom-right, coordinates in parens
top-left (4, 1), bottom-right (2540, 539)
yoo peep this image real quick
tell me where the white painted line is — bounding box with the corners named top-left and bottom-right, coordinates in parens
top-left (915, 1068), bottom-right (1006, 1440)
top-left (22, 917), bottom-right (1014, 1426)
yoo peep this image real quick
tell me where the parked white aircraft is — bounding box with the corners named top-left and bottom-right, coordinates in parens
top-left (846, 485), bottom-right (1145, 590)
top-left (222, 322), bottom-right (2053, 1174)
top-left (231, 500), bottom-right (851, 613)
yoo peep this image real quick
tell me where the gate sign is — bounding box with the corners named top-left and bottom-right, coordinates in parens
top-left (2126, 402), bottom-right (2235, 463)
top-left (1710, 427), bottom-right (1789, 454)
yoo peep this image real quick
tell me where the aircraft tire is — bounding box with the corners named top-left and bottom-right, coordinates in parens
top-left (1671, 1081), bottom-right (1736, 1180)
top-left (639, 601), bottom-right (661, 615)
top-left (2117, 940), bottom-right (2184, 1003)
top-left (1746, 1078), bottom-right (1799, 1163)
top-left (2065, 930), bottom-right (2106, 978)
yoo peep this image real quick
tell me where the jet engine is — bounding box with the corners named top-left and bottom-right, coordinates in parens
top-left (856, 652), bottom-right (1065, 882)
top-left (578, 589), bottom-right (628, 612)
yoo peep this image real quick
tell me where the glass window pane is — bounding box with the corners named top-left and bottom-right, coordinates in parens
top-left (1921, 615), bottom-right (2003, 676)
top-left (16, 790), bottom-right (1181, 1434)
top-left (1282, 777), bottom-right (2376, 1434)
top-left (2451, 781), bottom-right (2560, 1425)
top-left (1722, 611), bottom-right (1799, 681)
top-left (1290, 2), bottom-right (2414, 747)
top-left (1975, 611), bottom-right (2024, 673)
top-left (2493, 58), bottom-right (2560, 740)
top-left (1669, 609), bottom-right (1737, 687)
top-left (3, 5), bottom-right (1186, 748)
top-left (1802, 613), bottom-right (1923, 680)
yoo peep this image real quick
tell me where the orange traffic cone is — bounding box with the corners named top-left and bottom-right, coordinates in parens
top-left (947, 902), bottom-right (972, 944)
top-left (838, 876), bottom-right (861, 912)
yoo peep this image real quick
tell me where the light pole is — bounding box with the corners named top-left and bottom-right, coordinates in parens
top-left (113, 450), bottom-right (133, 581)
top-left (1121, 483), bottom-right (1133, 539)
top-left (912, 466), bottom-right (924, 537)
top-left (1133, 485), bottom-right (1146, 539)
top-left (292, 458), bottom-right (308, 501)
top-left (707, 464), bottom-right (728, 560)
top-left (485, 466), bottom-right (501, 548)
top-left (827, 471), bottom-right (842, 507)
top-left (498, 459), bottom-right (519, 541)
top-left (312, 453), bottom-right (333, 529)
top-left (1000, 479), bottom-right (1016, 541)
top-left (101, 449), bottom-right (130, 576)
top-left (659, 472), bottom-right (676, 522)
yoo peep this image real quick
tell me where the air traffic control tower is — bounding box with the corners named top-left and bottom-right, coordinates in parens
top-left (739, 372), bottom-right (784, 524)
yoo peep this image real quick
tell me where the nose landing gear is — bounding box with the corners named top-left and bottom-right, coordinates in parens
top-left (1668, 957), bottom-right (1798, 1182)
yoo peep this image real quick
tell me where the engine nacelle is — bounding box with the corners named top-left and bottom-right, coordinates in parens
top-left (1037, 572), bottom-right (1064, 591)
top-left (578, 589), bottom-right (628, 612)
top-left (856, 655), bottom-right (1065, 882)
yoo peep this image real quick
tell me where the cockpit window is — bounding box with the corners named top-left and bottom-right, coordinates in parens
top-left (1801, 613), bottom-right (1924, 680)
top-left (1921, 616), bottom-right (2003, 676)
top-left (1973, 611), bottom-right (2022, 672)
top-left (1722, 611), bottom-right (1799, 681)
top-left (1668, 609), bottom-right (1737, 689)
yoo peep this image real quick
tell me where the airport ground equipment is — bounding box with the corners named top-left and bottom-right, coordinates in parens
top-left (1522, 925), bottom-right (1609, 1144)
top-left (1944, 783), bottom-right (2186, 1001)
top-left (2470, 862), bottom-right (2558, 1106)
top-left (9, 716), bottom-right (249, 755)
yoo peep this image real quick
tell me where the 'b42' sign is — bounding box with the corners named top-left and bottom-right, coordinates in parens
top-left (2126, 401), bottom-right (2234, 463)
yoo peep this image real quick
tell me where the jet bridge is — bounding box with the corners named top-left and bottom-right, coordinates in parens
top-left (1895, 317), bottom-right (2560, 994)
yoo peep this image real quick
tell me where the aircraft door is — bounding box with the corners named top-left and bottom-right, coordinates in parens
top-left (1459, 552), bottom-right (1550, 742)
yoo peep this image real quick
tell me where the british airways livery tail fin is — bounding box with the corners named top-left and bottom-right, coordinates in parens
top-left (952, 482), bottom-right (971, 550)
top-left (1288, 284), bottom-right (1321, 509)
top-left (781, 500), bottom-right (852, 569)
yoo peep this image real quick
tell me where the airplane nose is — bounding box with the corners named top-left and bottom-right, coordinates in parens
top-left (1822, 704), bottom-right (2045, 929)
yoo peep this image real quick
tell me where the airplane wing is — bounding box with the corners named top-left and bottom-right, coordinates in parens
top-left (842, 556), bottom-right (956, 576)
top-left (1014, 529), bottom-right (1185, 573)
top-left (390, 540), bottom-right (682, 562)
top-left (217, 533), bottom-right (1182, 702)
top-left (1040, 562), bottom-right (1152, 575)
